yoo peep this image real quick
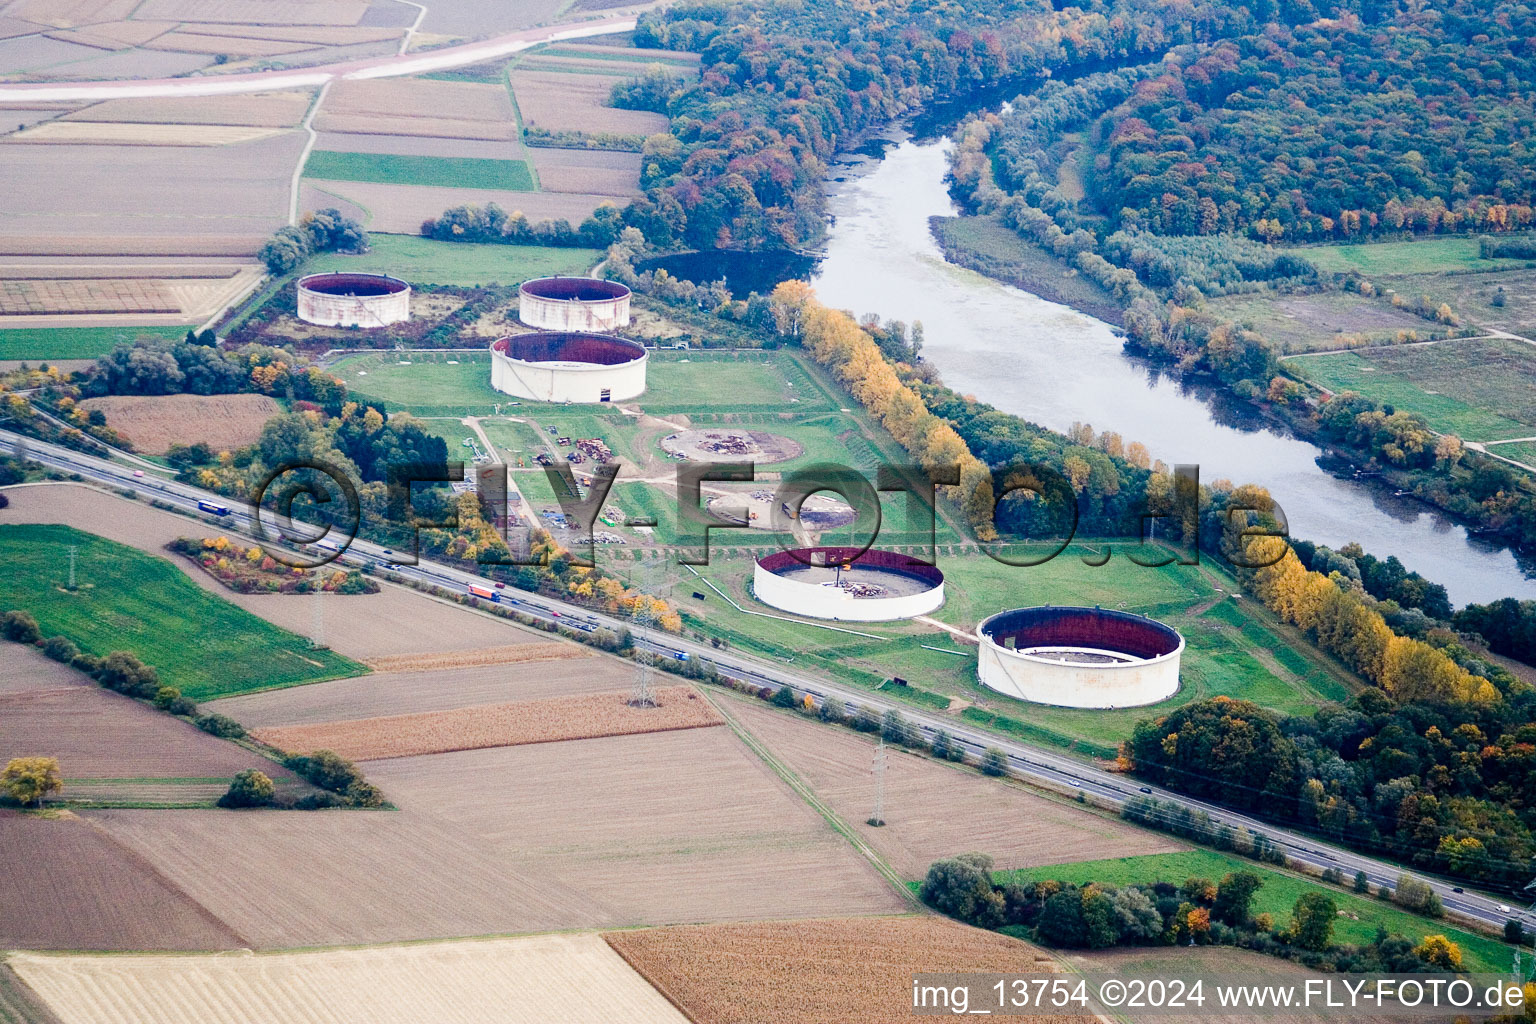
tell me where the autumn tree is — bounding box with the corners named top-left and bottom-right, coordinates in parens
top-left (2, 756), bottom-right (62, 808)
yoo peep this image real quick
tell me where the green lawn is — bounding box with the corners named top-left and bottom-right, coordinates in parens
top-left (1297, 236), bottom-right (1536, 276)
top-left (997, 849), bottom-right (1510, 973)
top-left (305, 150), bottom-right (534, 191)
top-left (1288, 344), bottom-right (1533, 441)
top-left (305, 233), bottom-right (599, 288)
top-left (1489, 440), bottom-right (1536, 468)
top-left (0, 524), bottom-right (366, 700)
top-left (0, 325), bottom-right (187, 361)
top-left (672, 548), bottom-right (1355, 754)
top-left (643, 350), bottom-right (837, 414)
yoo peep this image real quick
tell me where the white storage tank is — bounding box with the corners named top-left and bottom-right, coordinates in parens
top-left (752, 547), bottom-right (945, 623)
top-left (489, 332), bottom-right (647, 404)
top-left (296, 272), bottom-right (410, 328)
top-left (976, 606), bottom-right (1183, 709)
top-left (518, 276), bottom-right (631, 332)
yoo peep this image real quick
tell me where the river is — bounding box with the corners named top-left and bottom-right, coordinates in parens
top-left (809, 135), bottom-right (1536, 606)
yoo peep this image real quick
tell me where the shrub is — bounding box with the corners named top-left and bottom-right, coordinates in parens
top-left (931, 729), bottom-right (954, 760)
top-left (1392, 874), bottom-right (1443, 917)
top-left (195, 713), bottom-right (246, 739)
top-left (1, 610), bottom-right (41, 644)
top-left (1506, 919), bottom-right (1526, 945)
top-left (819, 696), bottom-right (846, 724)
top-left (920, 853), bottom-right (1004, 928)
top-left (1353, 870), bottom-right (1370, 893)
top-left (852, 705), bottom-right (881, 732)
top-left (771, 685), bottom-right (799, 708)
top-left (93, 651), bottom-right (159, 698)
top-left (39, 635), bottom-right (78, 663)
top-left (881, 709), bottom-right (914, 746)
top-left (287, 749), bottom-right (363, 793)
top-left (218, 769), bottom-right (275, 809)
top-left (980, 747), bottom-right (1009, 776)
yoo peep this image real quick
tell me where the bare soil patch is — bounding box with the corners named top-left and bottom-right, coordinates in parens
top-left (662, 427), bottom-right (804, 464)
top-left (77, 393), bottom-right (279, 454)
top-left (361, 640), bottom-right (577, 672)
top-left (5, 0), bottom-right (139, 27)
top-left (252, 685), bottom-right (723, 760)
top-left (730, 699), bottom-right (1183, 878)
top-left (0, 643), bottom-right (89, 695)
top-left (510, 70), bottom-right (669, 136)
top-left (143, 31), bottom-right (321, 57)
top-left (529, 148), bottom-right (641, 196)
top-left (606, 916), bottom-right (1090, 1024)
top-left (66, 91), bottom-right (313, 128)
top-left (0, 810), bottom-right (243, 951)
top-left (179, 24), bottom-right (401, 45)
top-left (0, 684), bottom-right (293, 782)
top-left (12, 934), bottom-right (689, 1024)
top-left (204, 657), bottom-right (639, 728)
top-left (364, 727), bottom-right (910, 926)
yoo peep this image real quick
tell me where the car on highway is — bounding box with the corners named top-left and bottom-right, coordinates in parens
top-left (1139, 786), bottom-right (1152, 793)
top-left (1453, 887), bottom-right (1464, 893)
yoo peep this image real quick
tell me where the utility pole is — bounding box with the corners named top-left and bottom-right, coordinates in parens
top-left (868, 740), bottom-right (887, 827)
top-left (628, 560), bottom-right (661, 708)
top-left (311, 586), bottom-right (326, 650)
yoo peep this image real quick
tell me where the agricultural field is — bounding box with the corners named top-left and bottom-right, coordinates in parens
top-left (998, 850), bottom-right (1510, 973)
top-left (528, 147), bottom-right (643, 196)
top-left (11, 934), bottom-right (690, 1024)
top-left (60, 92), bottom-right (314, 128)
top-left (205, 656), bottom-right (638, 727)
top-left (0, 325), bottom-right (186, 360)
top-left (727, 697), bottom-right (1183, 879)
top-left (304, 150), bottom-right (535, 191)
top-left (77, 393), bottom-right (280, 454)
top-left (0, 136), bottom-right (302, 257)
top-left (1296, 236), bottom-right (1536, 276)
top-left (606, 916), bottom-right (1090, 1024)
top-left (0, 811), bottom-right (244, 952)
top-left (0, 643), bottom-right (81, 694)
top-left (1489, 440), bottom-right (1536, 468)
top-left (0, 682), bottom-right (293, 784)
top-left (0, 522), bottom-right (363, 700)
top-left (364, 726), bottom-right (910, 925)
top-left (251, 685), bottom-right (723, 761)
top-left (1288, 338), bottom-right (1536, 441)
top-left (85, 807), bottom-right (610, 947)
top-left (510, 69), bottom-right (670, 137)
top-left (1207, 290), bottom-right (1439, 353)
top-left (1377, 266), bottom-right (1536, 339)
top-left (304, 233), bottom-right (600, 287)
top-left (315, 78), bottom-right (519, 140)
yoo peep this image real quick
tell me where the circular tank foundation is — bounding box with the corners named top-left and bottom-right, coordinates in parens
top-left (976, 606), bottom-right (1183, 709)
top-left (753, 546), bottom-right (944, 622)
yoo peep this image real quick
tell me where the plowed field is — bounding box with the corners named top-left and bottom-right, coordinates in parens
top-left (76, 393), bottom-right (279, 454)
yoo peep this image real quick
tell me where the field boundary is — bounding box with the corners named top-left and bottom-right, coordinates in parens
top-left (706, 690), bottom-right (918, 905)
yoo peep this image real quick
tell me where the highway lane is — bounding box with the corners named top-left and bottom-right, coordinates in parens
top-left (1, 427), bottom-right (1529, 934)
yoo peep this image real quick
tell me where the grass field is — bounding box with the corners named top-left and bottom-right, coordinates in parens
top-left (0, 325), bottom-right (186, 361)
top-left (305, 150), bottom-right (535, 191)
top-left (1288, 339), bottom-right (1535, 441)
top-left (1489, 440), bottom-right (1536, 468)
top-left (1208, 291), bottom-right (1438, 353)
top-left (996, 849), bottom-right (1510, 973)
top-left (0, 524), bottom-right (365, 700)
top-left (1297, 236), bottom-right (1536, 275)
top-left (305, 233), bottom-right (599, 287)
top-left (679, 549), bottom-right (1355, 753)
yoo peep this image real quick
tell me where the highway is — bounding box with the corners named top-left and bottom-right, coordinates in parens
top-left (2, 426), bottom-right (1530, 936)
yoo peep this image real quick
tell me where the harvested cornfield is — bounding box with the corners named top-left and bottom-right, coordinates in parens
top-left (65, 91), bottom-right (313, 127)
top-left (76, 393), bottom-right (279, 454)
top-left (606, 916), bottom-right (1091, 1024)
top-left (510, 70), bottom-right (669, 136)
top-left (205, 658), bottom-right (640, 728)
top-left (11, 934), bottom-right (689, 1024)
top-left (361, 641), bottom-right (579, 672)
top-left (363, 728), bottom-right (910, 926)
top-left (0, 684), bottom-right (294, 782)
top-left (252, 685), bottom-right (723, 761)
top-left (728, 699), bottom-right (1182, 878)
top-left (528, 148), bottom-right (641, 196)
top-left (0, 810), bottom-right (243, 951)
top-left (0, 277), bottom-right (178, 314)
